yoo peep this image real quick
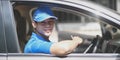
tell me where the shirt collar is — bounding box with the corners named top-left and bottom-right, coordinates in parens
top-left (32, 32), bottom-right (48, 42)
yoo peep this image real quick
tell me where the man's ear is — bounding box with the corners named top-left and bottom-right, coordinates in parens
top-left (32, 21), bottom-right (37, 28)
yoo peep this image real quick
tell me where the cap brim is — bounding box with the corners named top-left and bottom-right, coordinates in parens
top-left (36, 16), bottom-right (57, 22)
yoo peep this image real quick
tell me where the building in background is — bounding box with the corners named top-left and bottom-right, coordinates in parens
top-left (90, 0), bottom-right (116, 10)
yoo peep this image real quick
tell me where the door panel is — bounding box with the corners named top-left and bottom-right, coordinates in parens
top-left (8, 53), bottom-right (119, 60)
top-left (0, 54), bottom-right (7, 60)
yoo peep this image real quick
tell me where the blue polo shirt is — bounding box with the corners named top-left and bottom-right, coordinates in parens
top-left (24, 32), bottom-right (53, 54)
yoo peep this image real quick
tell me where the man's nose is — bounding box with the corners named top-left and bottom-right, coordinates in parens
top-left (45, 22), bottom-right (51, 27)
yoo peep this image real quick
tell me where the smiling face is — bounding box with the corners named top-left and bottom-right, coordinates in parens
top-left (32, 18), bottom-right (55, 38)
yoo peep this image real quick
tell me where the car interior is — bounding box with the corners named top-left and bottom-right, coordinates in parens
top-left (12, 2), bottom-right (120, 53)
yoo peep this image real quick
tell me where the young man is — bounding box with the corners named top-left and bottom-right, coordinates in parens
top-left (24, 6), bottom-right (83, 56)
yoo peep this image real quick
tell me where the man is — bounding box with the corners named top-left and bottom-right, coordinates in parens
top-left (24, 6), bottom-right (83, 56)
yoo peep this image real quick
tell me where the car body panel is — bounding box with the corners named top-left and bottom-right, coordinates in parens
top-left (7, 53), bottom-right (120, 60)
top-left (0, 54), bottom-right (7, 60)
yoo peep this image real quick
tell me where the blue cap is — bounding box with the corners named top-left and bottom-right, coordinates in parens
top-left (33, 6), bottom-right (57, 22)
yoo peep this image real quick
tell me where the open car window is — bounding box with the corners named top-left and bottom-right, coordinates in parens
top-left (11, 1), bottom-right (120, 54)
top-left (54, 7), bottom-right (120, 53)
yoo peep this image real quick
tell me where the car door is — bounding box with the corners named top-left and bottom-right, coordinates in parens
top-left (7, 0), bottom-right (120, 60)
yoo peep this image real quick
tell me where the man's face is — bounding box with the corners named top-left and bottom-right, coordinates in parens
top-left (33, 18), bottom-right (55, 37)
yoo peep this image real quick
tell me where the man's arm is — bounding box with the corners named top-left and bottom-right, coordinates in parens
top-left (50, 36), bottom-right (83, 56)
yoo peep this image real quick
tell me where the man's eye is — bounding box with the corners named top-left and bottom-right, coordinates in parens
top-left (40, 22), bottom-right (46, 24)
top-left (49, 21), bottom-right (54, 23)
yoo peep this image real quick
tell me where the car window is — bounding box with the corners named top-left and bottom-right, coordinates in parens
top-left (12, 1), bottom-right (120, 54)
top-left (54, 7), bottom-right (120, 53)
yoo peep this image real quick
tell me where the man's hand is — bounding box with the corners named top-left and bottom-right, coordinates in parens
top-left (71, 35), bottom-right (83, 44)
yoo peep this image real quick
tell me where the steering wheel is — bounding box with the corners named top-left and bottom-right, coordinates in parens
top-left (83, 35), bottom-right (101, 53)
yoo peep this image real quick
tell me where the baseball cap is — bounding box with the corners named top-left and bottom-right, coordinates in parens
top-left (33, 6), bottom-right (57, 22)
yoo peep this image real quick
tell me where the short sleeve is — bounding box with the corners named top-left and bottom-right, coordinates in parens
top-left (30, 40), bottom-right (53, 54)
